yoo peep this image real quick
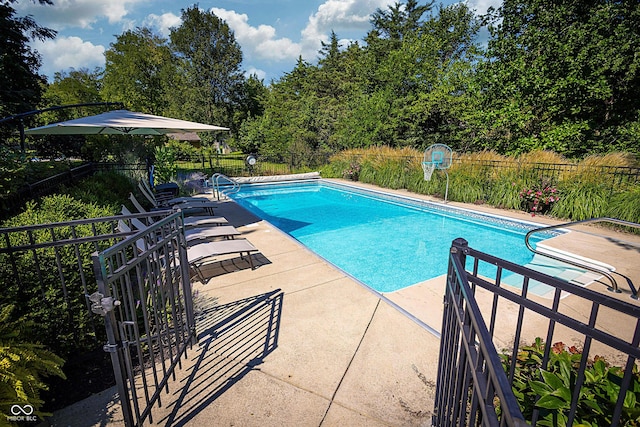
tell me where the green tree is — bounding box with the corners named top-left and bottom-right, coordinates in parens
top-left (101, 27), bottom-right (176, 114)
top-left (170, 6), bottom-right (245, 130)
top-left (31, 69), bottom-right (104, 159)
top-left (0, 0), bottom-right (55, 120)
top-left (479, 0), bottom-right (640, 156)
top-left (41, 68), bottom-right (103, 120)
top-left (342, 2), bottom-right (481, 149)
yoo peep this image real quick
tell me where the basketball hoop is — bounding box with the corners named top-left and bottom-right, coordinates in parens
top-left (422, 161), bottom-right (436, 181)
top-left (423, 143), bottom-right (453, 203)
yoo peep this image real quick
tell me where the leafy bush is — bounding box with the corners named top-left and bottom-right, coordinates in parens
top-left (519, 179), bottom-right (560, 215)
top-left (0, 172), bottom-right (135, 358)
top-left (0, 195), bottom-right (117, 357)
top-left (60, 171), bottom-right (135, 209)
top-left (0, 304), bottom-right (66, 423)
top-left (154, 145), bottom-right (177, 184)
top-left (502, 338), bottom-right (640, 426)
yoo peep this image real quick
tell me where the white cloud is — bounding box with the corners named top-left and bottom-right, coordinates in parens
top-left (211, 8), bottom-right (301, 62)
top-left (245, 67), bottom-right (266, 81)
top-left (467, 0), bottom-right (503, 15)
top-left (15, 0), bottom-right (145, 30)
top-left (33, 36), bottom-right (105, 78)
top-left (300, 0), bottom-right (392, 58)
top-left (210, 0), bottom-right (394, 68)
top-left (144, 12), bottom-right (182, 37)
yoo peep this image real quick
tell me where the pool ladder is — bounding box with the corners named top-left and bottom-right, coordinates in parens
top-left (525, 217), bottom-right (640, 299)
top-left (211, 173), bottom-right (241, 200)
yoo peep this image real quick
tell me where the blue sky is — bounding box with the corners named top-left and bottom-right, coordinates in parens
top-left (15, 0), bottom-right (500, 84)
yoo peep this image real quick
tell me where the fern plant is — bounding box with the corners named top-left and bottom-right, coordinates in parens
top-left (0, 304), bottom-right (66, 423)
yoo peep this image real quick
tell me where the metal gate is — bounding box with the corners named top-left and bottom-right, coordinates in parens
top-left (434, 237), bottom-right (640, 426)
top-left (92, 211), bottom-right (196, 426)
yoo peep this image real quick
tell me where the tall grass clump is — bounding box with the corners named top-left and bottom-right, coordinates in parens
top-left (550, 181), bottom-right (609, 220)
top-left (607, 186), bottom-right (640, 224)
top-left (327, 147), bottom-right (639, 222)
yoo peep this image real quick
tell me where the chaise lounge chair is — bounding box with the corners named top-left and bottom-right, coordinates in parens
top-left (121, 205), bottom-right (241, 245)
top-left (139, 180), bottom-right (216, 209)
top-left (117, 218), bottom-right (259, 281)
top-left (128, 192), bottom-right (229, 226)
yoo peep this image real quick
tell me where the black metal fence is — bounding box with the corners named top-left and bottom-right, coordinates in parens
top-left (177, 151), bottom-right (331, 177)
top-left (0, 162), bottom-right (146, 220)
top-left (434, 238), bottom-right (640, 426)
top-left (461, 159), bottom-right (640, 187)
top-left (0, 213), bottom-right (125, 356)
top-left (92, 210), bottom-right (195, 426)
top-left (0, 209), bottom-right (194, 426)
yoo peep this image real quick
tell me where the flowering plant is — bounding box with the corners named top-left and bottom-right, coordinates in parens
top-left (343, 162), bottom-right (361, 181)
top-left (519, 180), bottom-right (559, 215)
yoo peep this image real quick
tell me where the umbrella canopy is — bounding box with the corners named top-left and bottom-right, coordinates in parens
top-left (24, 110), bottom-right (229, 135)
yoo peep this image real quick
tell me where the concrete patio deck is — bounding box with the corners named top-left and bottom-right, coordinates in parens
top-left (45, 179), bottom-right (640, 427)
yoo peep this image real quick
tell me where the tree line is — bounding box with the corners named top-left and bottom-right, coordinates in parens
top-left (2, 0), bottom-right (639, 163)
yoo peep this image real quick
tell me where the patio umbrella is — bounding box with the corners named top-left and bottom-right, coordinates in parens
top-left (24, 109), bottom-right (229, 135)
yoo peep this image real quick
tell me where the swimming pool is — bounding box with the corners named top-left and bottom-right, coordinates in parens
top-left (230, 180), bottom-right (559, 293)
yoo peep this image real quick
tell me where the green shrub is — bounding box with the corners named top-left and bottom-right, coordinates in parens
top-left (0, 304), bottom-right (66, 423)
top-left (154, 146), bottom-right (177, 184)
top-left (550, 181), bottom-right (609, 220)
top-left (61, 171), bottom-right (135, 209)
top-left (0, 170), bottom-right (134, 356)
top-left (502, 338), bottom-right (640, 426)
top-left (608, 186), bottom-right (640, 224)
top-left (486, 176), bottom-right (525, 209)
top-left (0, 193), bottom-right (119, 357)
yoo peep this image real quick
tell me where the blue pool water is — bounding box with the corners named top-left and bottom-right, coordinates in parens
top-left (230, 181), bottom-right (556, 293)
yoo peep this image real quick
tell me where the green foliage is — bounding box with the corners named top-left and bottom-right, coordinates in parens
top-left (167, 140), bottom-right (200, 162)
top-left (486, 177), bottom-right (524, 210)
top-left (61, 171), bottom-right (136, 209)
top-left (0, 304), bottom-right (66, 423)
top-left (328, 147), bottom-right (640, 222)
top-left (447, 170), bottom-right (485, 204)
top-left (101, 27), bottom-right (175, 114)
top-left (0, 172), bottom-right (133, 357)
top-left (0, 158), bottom-right (82, 202)
top-left (0, 0), bottom-right (55, 120)
top-left (170, 6), bottom-right (244, 130)
top-left (550, 182), bottom-right (609, 220)
top-left (480, 0), bottom-right (640, 156)
top-left (502, 338), bottom-right (640, 426)
top-left (153, 145), bottom-right (177, 185)
top-left (608, 187), bottom-right (640, 224)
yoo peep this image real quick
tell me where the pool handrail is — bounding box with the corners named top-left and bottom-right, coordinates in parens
top-left (524, 217), bottom-right (639, 299)
top-left (211, 173), bottom-right (241, 200)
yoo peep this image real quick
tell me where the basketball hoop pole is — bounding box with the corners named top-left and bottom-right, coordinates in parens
top-left (444, 170), bottom-right (449, 203)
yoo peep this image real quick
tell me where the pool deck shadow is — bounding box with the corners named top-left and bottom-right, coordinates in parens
top-left (46, 179), bottom-right (640, 426)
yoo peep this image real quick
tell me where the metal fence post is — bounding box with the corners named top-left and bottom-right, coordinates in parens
top-left (91, 251), bottom-right (135, 427)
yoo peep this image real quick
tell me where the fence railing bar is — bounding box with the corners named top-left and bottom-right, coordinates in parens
top-left (437, 237), bottom-right (640, 427)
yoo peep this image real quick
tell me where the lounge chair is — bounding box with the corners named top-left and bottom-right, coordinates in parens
top-left (139, 180), bottom-right (215, 209)
top-left (128, 193), bottom-right (229, 227)
top-left (121, 205), bottom-right (241, 245)
top-left (187, 238), bottom-right (259, 280)
top-left (118, 216), bottom-right (259, 281)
